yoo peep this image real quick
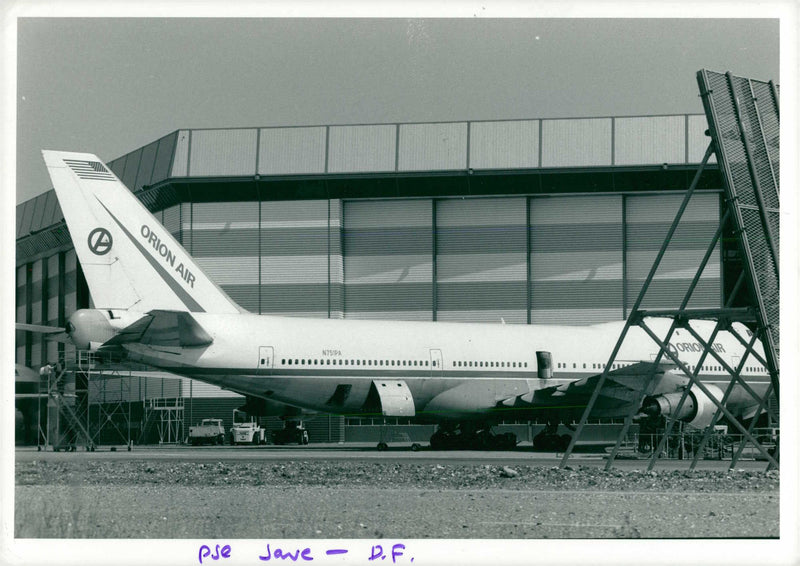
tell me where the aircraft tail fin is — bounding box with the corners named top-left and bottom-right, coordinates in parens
top-left (42, 150), bottom-right (242, 314)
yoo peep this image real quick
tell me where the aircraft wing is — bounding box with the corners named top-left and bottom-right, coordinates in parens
top-left (103, 310), bottom-right (213, 348)
top-left (500, 361), bottom-right (679, 418)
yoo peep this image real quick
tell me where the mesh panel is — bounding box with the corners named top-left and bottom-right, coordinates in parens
top-left (698, 70), bottom-right (780, 362)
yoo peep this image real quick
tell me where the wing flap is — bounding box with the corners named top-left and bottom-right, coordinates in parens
top-left (499, 361), bottom-right (678, 418)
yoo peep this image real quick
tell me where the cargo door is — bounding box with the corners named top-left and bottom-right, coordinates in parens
top-left (257, 346), bottom-right (274, 373)
top-left (370, 380), bottom-right (416, 417)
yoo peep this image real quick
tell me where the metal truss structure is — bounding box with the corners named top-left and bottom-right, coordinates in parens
top-left (37, 351), bottom-right (135, 451)
top-left (560, 70), bottom-right (779, 470)
top-left (141, 397), bottom-right (185, 445)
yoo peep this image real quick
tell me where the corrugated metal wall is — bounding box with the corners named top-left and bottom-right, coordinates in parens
top-left (469, 120), bottom-right (539, 169)
top-left (121, 148), bottom-right (141, 192)
top-left (190, 129), bottom-right (258, 177)
top-left (329, 200), bottom-right (345, 319)
top-left (30, 260), bottom-right (43, 366)
top-left (16, 264), bottom-right (26, 364)
top-left (171, 130), bottom-right (192, 177)
top-left (436, 198), bottom-right (527, 323)
top-left (343, 199), bottom-right (433, 320)
top-left (328, 125), bottom-right (396, 173)
top-left (615, 116), bottom-right (685, 166)
top-left (152, 132), bottom-right (179, 185)
top-left (260, 199), bottom-right (332, 317)
top-left (399, 123), bottom-right (467, 171)
top-left (259, 127), bottom-right (327, 175)
top-left (687, 114), bottom-right (717, 164)
top-left (625, 193), bottom-right (720, 310)
top-left (191, 201), bottom-right (260, 312)
top-left (541, 118), bottom-right (613, 167)
top-left (46, 255), bottom-right (60, 362)
top-left (530, 195), bottom-right (624, 324)
top-left (64, 249), bottom-right (77, 322)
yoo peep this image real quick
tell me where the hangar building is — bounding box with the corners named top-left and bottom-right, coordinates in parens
top-left (15, 114), bottom-right (735, 446)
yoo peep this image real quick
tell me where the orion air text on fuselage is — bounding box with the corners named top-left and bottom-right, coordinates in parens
top-left (140, 225), bottom-right (196, 288)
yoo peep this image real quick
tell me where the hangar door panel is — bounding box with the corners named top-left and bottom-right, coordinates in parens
top-left (436, 198), bottom-right (527, 323)
top-left (530, 195), bottom-right (623, 324)
top-left (191, 202), bottom-right (260, 312)
top-left (625, 193), bottom-right (721, 311)
top-left (343, 200), bottom-right (432, 320)
top-left (260, 199), bottom-right (335, 318)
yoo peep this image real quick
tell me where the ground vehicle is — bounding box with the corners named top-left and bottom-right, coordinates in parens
top-left (229, 410), bottom-right (266, 445)
top-left (272, 420), bottom-right (309, 445)
top-left (188, 419), bottom-right (225, 446)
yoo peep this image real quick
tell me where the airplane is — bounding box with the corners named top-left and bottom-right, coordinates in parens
top-left (17, 150), bottom-right (773, 451)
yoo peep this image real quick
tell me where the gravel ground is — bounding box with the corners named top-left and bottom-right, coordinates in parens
top-left (15, 460), bottom-right (779, 539)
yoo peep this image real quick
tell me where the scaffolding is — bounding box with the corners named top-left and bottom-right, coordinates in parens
top-left (85, 353), bottom-right (134, 450)
top-left (36, 356), bottom-right (92, 452)
top-left (140, 397), bottom-right (185, 445)
top-left (560, 70), bottom-right (780, 470)
top-left (35, 350), bottom-right (190, 451)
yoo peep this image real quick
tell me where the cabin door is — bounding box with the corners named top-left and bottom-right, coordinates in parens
top-left (257, 346), bottom-right (274, 372)
top-left (429, 349), bottom-right (443, 376)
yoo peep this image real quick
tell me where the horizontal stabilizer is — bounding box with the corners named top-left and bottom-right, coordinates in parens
top-left (15, 322), bottom-right (70, 343)
top-left (102, 310), bottom-right (213, 348)
top-left (16, 322), bottom-right (64, 334)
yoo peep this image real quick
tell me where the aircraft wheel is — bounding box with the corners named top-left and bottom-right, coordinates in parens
top-left (377, 442), bottom-right (388, 451)
top-left (411, 443), bottom-right (421, 452)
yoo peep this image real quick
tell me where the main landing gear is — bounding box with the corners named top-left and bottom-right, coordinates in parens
top-left (532, 421), bottom-right (572, 451)
top-left (429, 422), bottom-right (517, 450)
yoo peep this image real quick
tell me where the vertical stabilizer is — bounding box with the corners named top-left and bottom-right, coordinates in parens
top-left (42, 150), bottom-right (242, 314)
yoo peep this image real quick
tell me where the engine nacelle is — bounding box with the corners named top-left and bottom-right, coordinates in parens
top-left (642, 384), bottom-right (725, 429)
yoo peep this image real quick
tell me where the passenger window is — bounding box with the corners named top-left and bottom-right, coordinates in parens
top-left (425, 361), bottom-right (429, 366)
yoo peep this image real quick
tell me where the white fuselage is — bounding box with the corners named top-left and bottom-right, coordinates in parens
top-left (120, 313), bottom-right (769, 422)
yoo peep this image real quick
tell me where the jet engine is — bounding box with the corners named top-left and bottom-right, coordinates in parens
top-left (641, 384), bottom-right (725, 429)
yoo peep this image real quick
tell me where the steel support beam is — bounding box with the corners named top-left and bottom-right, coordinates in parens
top-left (638, 323), bottom-right (778, 468)
top-left (688, 330), bottom-right (761, 469)
top-left (558, 143), bottom-right (714, 468)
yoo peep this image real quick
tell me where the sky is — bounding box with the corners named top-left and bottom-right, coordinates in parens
top-left (12, 14), bottom-right (782, 204)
